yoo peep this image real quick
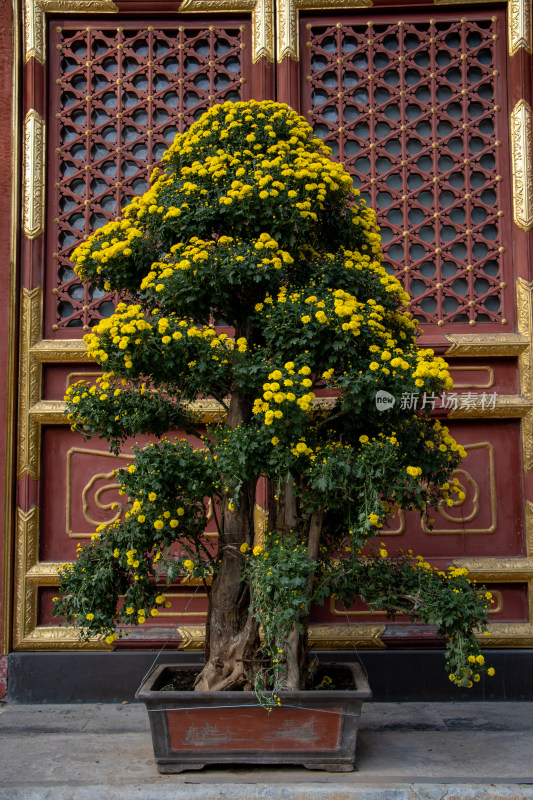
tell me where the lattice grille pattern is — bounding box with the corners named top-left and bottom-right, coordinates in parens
top-left (51, 24), bottom-right (247, 330)
top-left (303, 16), bottom-right (508, 326)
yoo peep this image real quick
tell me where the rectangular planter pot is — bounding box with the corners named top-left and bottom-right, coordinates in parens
top-left (136, 662), bottom-right (371, 773)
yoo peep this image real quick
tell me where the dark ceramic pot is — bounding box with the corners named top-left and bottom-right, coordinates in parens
top-left (136, 661), bottom-right (371, 773)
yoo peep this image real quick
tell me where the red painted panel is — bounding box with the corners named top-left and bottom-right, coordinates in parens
top-left (39, 426), bottom-right (206, 562)
top-left (311, 582), bottom-right (530, 627)
top-left (167, 705), bottom-right (342, 751)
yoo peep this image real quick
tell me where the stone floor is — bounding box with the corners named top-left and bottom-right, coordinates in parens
top-left (1, 700), bottom-right (533, 799)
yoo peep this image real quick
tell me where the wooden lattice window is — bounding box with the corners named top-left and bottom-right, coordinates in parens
top-left (46, 21), bottom-right (251, 335)
top-left (302, 11), bottom-right (512, 330)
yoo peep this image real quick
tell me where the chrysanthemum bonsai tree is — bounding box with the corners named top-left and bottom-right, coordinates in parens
top-left (54, 100), bottom-right (494, 695)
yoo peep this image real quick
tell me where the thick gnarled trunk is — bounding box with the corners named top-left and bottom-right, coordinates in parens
top-left (194, 387), bottom-right (260, 692)
top-left (283, 508), bottom-right (324, 690)
top-left (268, 478), bottom-right (324, 691)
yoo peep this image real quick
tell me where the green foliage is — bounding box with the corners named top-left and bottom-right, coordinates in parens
top-left (240, 531), bottom-right (316, 700)
top-left (54, 100), bottom-right (494, 690)
top-left (318, 549), bottom-right (493, 687)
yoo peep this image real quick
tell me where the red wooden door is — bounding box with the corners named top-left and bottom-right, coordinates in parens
top-left (12, 0), bottom-right (533, 654)
top-left (277, 5), bottom-right (533, 649)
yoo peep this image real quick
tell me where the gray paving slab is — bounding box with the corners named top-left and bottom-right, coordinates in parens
top-left (1, 702), bottom-right (533, 800)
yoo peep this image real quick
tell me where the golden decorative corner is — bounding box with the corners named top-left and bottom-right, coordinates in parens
top-left (14, 506), bottom-right (111, 650)
top-left (511, 100), bottom-right (533, 231)
top-left (176, 625), bottom-right (206, 649)
top-left (24, 0), bottom-right (119, 63)
top-left (454, 556), bottom-right (533, 581)
top-left (39, 0), bottom-right (118, 7)
top-left (23, 0), bottom-right (45, 64)
top-left (453, 554), bottom-right (533, 646)
top-left (253, 503), bottom-right (268, 548)
top-left (448, 394), bottom-right (533, 419)
top-left (526, 500), bottom-right (533, 558)
top-left (308, 624), bottom-right (385, 649)
top-left (517, 278), bottom-right (533, 472)
top-left (444, 333), bottom-right (529, 357)
top-left (481, 623), bottom-right (533, 647)
top-left (186, 398), bottom-right (227, 423)
top-left (179, 0), bottom-right (274, 63)
top-left (14, 507), bottom-right (40, 646)
top-left (177, 623), bottom-right (385, 649)
top-left (508, 0), bottom-right (532, 56)
top-left (276, 0), bottom-right (372, 63)
top-left (17, 288), bottom-right (43, 480)
top-left (31, 397), bottom-right (227, 425)
top-left (252, 0), bottom-right (274, 62)
top-left (434, 0), bottom-right (500, 4)
top-left (31, 339), bottom-right (92, 362)
top-left (22, 110), bottom-right (45, 240)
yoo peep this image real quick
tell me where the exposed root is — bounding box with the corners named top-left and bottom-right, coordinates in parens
top-left (194, 612), bottom-right (258, 692)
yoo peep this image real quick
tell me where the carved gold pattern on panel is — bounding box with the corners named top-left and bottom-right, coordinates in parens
top-left (421, 442), bottom-right (496, 534)
top-left (510, 100), bottom-right (533, 231)
top-left (29, 400), bottom-right (71, 426)
top-left (448, 394), bottom-right (533, 419)
top-left (24, 0), bottom-right (119, 63)
top-left (177, 623), bottom-right (385, 649)
top-left (253, 503), bottom-right (268, 548)
top-left (444, 333), bottom-right (529, 357)
top-left (14, 508), bottom-right (40, 646)
top-left (480, 623), bottom-right (533, 648)
top-left (453, 552), bottom-right (533, 646)
top-left (30, 339), bottom-right (91, 362)
top-left (3, 0), bottom-right (21, 653)
top-left (453, 556), bottom-right (533, 581)
top-left (29, 397), bottom-right (227, 425)
top-left (14, 505), bottom-right (111, 650)
top-left (17, 288), bottom-right (43, 480)
top-left (23, 0), bottom-right (45, 64)
top-left (517, 278), bottom-right (533, 472)
top-left (434, 0), bottom-right (500, 4)
top-left (276, 0), bottom-right (373, 63)
top-left (66, 447), bottom-right (132, 538)
top-left (15, 626), bottom-right (110, 650)
top-left (526, 500), bottom-right (533, 558)
top-left (22, 110), bottom-right (45, 240)
top-left (508, 0), bottom-right (532, 56)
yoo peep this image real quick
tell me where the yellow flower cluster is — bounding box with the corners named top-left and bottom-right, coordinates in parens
top-left (71, 218), bottom-right (144, 281)
top-left (432, 420), bottom-right (467, 460)
top-left (413, 349), bottom-right (454, 391)
top-left (84, 303), bottom-right (152, 368)
top-left (252, 363), bottom-right (315, 426)
top-left (139, 233), bottom-right (294, 296)
top-left (65, 371), bottom-right (129, 428)
top-left (291, 439), bottom-right (314, 458)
